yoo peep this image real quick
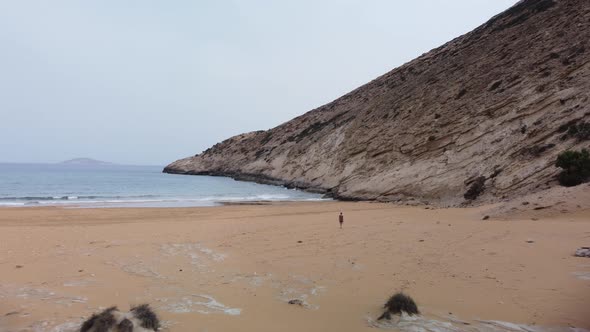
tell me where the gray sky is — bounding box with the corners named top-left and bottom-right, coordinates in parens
top-left (0, 1), bottom-right (517, 165)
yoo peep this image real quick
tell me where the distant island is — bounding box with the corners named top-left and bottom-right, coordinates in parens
top-left (59, 158), bottom-right (114, 166)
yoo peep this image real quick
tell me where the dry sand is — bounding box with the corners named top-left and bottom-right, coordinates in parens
top-left (0, 201), bottom-right (589, 332)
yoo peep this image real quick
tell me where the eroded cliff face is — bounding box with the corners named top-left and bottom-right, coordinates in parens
top-left (165, 0), bottom-right (590, 206)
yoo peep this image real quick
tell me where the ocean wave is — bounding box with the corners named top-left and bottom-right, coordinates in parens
top-left (0, 194), bottom-right (329, 207)
top-left (0, 194), bottom-right (160, 201)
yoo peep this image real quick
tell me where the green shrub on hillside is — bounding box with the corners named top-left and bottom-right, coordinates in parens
top-left (464, 176), bottom-right (486, 200)
top-left (556, 149), bottom-right (590, 186)
top-left (567, 122), bottom-right (590, 141)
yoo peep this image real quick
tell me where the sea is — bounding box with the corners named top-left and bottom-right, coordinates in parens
top-left (0, 163), bottom-right (326, 208)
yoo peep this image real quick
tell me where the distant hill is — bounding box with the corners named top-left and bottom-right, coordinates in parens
top-left (164, 0), bottom-right (590, 206)
top-left (59, 158), bottom-right (114, 166)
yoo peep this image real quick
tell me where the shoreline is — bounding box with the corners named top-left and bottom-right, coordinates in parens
top-left (162, 168), bottom-right (334, 196)
top-left (0, 198), bottom-right (332, 209)
top-left (1, 201), bottom-right (589, 331)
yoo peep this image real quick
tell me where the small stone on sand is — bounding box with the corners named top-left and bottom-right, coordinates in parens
top-left (288, 299), bottom-right (304, 306)
top-left (574, 247), bottom-right (590, 257)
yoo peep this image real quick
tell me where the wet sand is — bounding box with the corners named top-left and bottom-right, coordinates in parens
top-left (0, 202), bottom-right (589, 331)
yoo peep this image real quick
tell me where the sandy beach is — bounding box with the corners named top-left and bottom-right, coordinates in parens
top-left (1, 202), bottom-right (589, 332)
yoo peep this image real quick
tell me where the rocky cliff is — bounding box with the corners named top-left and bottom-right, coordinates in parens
top-left (165, 0), bottom-right (590, 206)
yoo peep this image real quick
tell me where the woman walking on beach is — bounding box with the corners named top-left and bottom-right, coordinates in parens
top-left (339, 212), bottom-right (344, 229)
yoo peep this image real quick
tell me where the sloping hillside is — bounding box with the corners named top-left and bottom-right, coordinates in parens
top-left (165, 0), bottom-right (590, 206)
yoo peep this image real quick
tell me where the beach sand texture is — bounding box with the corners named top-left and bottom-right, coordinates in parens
top-left (0, 202), bottom-right (589, 331)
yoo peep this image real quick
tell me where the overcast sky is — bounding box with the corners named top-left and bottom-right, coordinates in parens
top-left (0, 1), bottom-right (517, 165)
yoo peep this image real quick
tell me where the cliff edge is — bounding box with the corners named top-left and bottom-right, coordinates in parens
top-left (165, 0), bottom-right (590, 206)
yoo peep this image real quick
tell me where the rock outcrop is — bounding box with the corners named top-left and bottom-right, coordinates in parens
top-left (165, 0), bottom-right (590, 206)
